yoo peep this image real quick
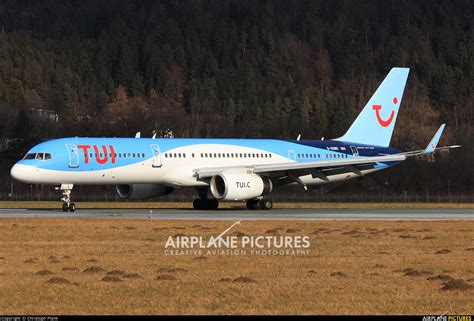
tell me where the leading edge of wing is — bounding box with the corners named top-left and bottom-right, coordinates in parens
top-left (194, 154), bottom-right (406, 179)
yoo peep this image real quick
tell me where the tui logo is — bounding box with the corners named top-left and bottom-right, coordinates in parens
top-left (372, 97), bottom-right (398, 127)
top-left (77, 145), bottom-right (116, 164)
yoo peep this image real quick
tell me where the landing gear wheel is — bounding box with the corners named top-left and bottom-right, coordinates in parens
top-left (262, 200), bottom-right (273, 210)
top-left (247, 199), bottom-right (271, 210)
top-left (193, 198), bottom-right (219, 210)
top-left (208, 199), bottom-right (219, 210)
top-left (193, 199), bottom-right (208, 210)
top-left (62, 203), bottom-right (69, 212)
top-left (69, 203), bottom-right (76, 212)
top-left (246, 200), bottom-right (255, 210)
top-left (246, 199), bottom-right (262, 210)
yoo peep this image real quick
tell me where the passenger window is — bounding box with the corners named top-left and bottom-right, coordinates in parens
top-left (192, 153), bottom-right (195, 158)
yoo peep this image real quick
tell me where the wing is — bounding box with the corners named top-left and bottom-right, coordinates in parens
top-left (194, 154), bottom-right (406, 185)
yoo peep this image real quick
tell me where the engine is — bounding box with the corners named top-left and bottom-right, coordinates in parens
top-left (210, 172), bottom-right (272, 201)
top-left (116, 184), bottom-right (174, 200)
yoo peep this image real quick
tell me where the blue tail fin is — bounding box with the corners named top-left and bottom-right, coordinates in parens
top-left (337, 67), bottom-right (410, 147)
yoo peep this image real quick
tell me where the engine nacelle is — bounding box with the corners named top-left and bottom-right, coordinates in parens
top-left (116, 184), bottom-right (174, 200)
top-left (210, 172), bottom-right (272, 201)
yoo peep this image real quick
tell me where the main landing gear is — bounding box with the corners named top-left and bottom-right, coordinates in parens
top-left (193, 198), bottom-right (219, 210)
top-left (246, 199), bottom-right (273, 210)
top-left (57, 184), bottom-right (75, 212)
top-left (193, 187), bottom-right (219, 210)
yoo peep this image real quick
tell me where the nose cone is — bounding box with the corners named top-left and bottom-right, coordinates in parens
top-left (11, 163), bottom-right (37, 183)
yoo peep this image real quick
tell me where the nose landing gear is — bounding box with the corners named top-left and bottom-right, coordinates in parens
top-left (57, 184), bottom-right (75, 212)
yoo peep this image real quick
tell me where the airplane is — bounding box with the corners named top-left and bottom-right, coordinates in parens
top-left (10, 67), bottom-right (460, 212)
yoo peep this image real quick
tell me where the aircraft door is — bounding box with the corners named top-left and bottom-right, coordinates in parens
top-left (150, 144), bottom-right (162, 168)
top-left (66, 144), bottom-right (79, 168)
top-left (288, 150), bottom-right (296, 161)
top-left (350, 146), bottom-right (359, 157)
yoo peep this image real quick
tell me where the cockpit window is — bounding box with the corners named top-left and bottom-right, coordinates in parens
top-left (23, 152), bottom-right (52, 161)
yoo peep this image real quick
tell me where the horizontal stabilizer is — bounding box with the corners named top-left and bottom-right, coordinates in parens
top-left (396, 124), bottom-right (461, 157)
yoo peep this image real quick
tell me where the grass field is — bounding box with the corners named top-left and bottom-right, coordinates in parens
top-left (1, 201), bottom-right (473, 209)
top-left (0, 218), bottom-right (473, 314)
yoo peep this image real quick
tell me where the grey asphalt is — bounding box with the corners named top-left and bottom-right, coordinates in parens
top-left (0, 207), bottom-right (472, 220)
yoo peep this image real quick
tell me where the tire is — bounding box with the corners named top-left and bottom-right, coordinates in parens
top-left (246, 200), bottom-right (255, 210)
top-left (263, 200), bottom-right (273, 210)
top-left (62, 203), bottom-right (69, 212)
top-left (246, 199), bottom-right (263, 210)
top-left (69, 203), bottom-right (76, 212)
top-left (193, 199), bottom-right (203, 210)
top-left (209, 199), bottom-right (219, 210)
top-left (254, 200), bottom-right (264, 210)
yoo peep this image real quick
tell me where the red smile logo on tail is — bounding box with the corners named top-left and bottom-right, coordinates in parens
top-left (372, 97), bottom-right (397, 127)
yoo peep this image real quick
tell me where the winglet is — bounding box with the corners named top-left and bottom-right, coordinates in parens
top-left (422, 124), bottom-right (445, 154)
top-left (135, 132), bottom-right (141, 138)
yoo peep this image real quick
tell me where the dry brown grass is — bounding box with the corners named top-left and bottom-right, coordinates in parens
top-left (0, 219), bottom-right (472, 315)
top-left (1, 201), bottom-right (473, 209)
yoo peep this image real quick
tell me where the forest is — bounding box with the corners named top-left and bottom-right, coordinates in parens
top-left (0, 0), bottom-right (472, 195)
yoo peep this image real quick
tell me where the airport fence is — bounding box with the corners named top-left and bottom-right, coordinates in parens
top-left (0, 192), bottom-right (473, 203)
